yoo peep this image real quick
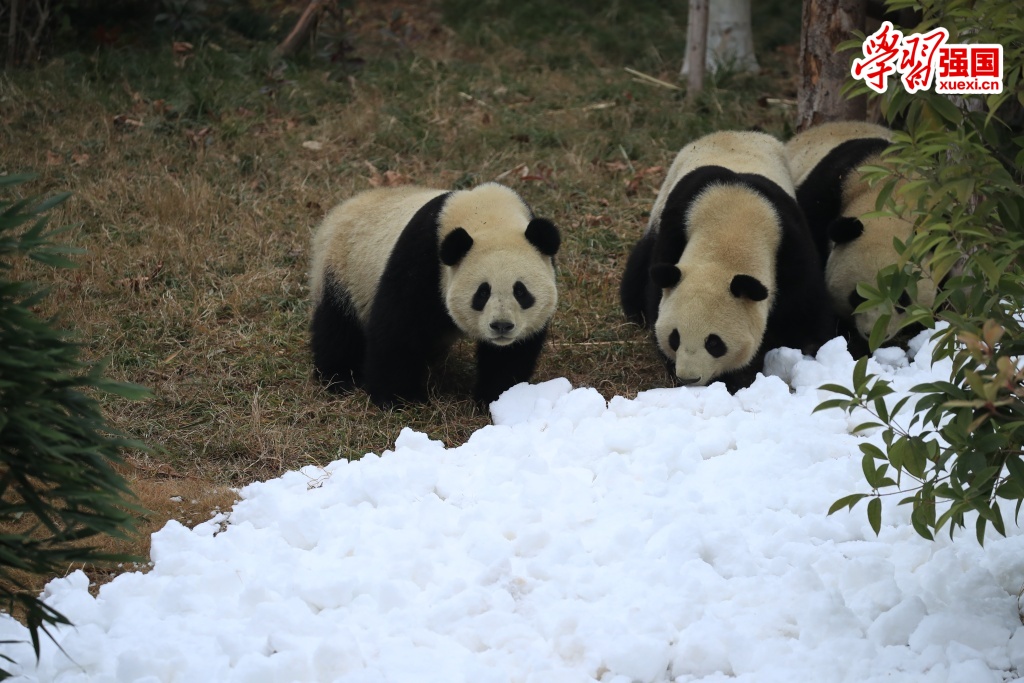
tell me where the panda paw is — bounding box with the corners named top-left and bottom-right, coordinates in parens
top-left (472, 390), bottom-right (501, 408)
top-left (368, 386), bottom-right (428, 411)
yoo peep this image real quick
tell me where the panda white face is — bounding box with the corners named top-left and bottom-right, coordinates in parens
top-left (436, 185), bottom-right (560, 345)
top-left (826, 215), bottom-right (938, 342)
top-left (841, 284), bottom-right (911, 341)
top-left (446, 251), bottom-right (557, 345)
top-left (831, 261), bottom-right (938, 342)
top-left (652, 263), bottom-right (768, 386)
top-left (438, 213), bottom-right (560, 345)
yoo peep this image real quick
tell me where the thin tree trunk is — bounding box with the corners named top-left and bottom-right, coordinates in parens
top-left (25, 0), bottom-right (50, 64)
top-left (7, 0), bottom-right (19, 67)
top-left (685, 0), bottom-right (709, 102)
top-left (797, 0), bottom-right (867, 130)
top-left (274, 0), bottom-right (328, 59)
top-left (682, 0), bottom-right (759, 76)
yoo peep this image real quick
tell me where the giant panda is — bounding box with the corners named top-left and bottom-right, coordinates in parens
top-left (785, 121), bottom-right (939, 353)
top-left (620, 130), bottom-right (833, 392)
top-left (309, 182), bottom-right (561, 408)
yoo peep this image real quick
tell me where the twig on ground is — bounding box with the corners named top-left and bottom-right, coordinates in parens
top-left (624, 67), bottom-right (682, 91)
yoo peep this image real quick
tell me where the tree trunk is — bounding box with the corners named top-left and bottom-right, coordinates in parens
top-left (682, 0), bottom-right (758, 77)
top-left (274, 0), bottom-right (329, 59)
top-left (684, 0), bottom-right (709, 101)
top-left (797, 0), bottom-right (867, 130)
top-left (6, 0), bottom-right (19, 67)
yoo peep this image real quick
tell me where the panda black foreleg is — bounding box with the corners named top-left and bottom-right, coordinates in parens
top-left (361, 300), bottom-right (458, 408)
top-left (474, 327), bottom-right (549, 405)
top-left (837, 316), bottom-right (871, 359)
top-left (721, 360), bottom-right (763, 394)
top-left (361, 332), bottom-right (434, 409)
top-left (310, 281), bottom-right (365, 392)
top-left (620, 233), bottom-right (657, 327)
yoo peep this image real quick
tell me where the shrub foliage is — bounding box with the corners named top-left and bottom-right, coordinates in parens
top-left (821, 0), bottom-right (1024, 543)
top-left (0, 175), bottom-right (147, 676)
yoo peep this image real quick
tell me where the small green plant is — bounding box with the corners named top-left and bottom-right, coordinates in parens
top-left (820, 0), bottom-right (1024, 544)
top-left (154, 0), bottom-right (214, 38)
top-left (0, 175), bottom-right (149, 677)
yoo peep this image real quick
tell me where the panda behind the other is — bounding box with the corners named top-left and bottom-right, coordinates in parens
top-left (309, 182), bottom-right (561, 408)
top-left (785, 121), bottom-right (940, 353)
top-left (621, 130), bottom-right (834, 392)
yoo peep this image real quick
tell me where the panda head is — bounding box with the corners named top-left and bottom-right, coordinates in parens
top-left (651, 262), bottom-right (770, 386)
top-left (438, 185), bottom-right (560, 345)
top-left (826, 214), bottom-right (938, 342)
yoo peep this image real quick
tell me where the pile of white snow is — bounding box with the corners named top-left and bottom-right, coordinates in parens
top-left (2, 333), bottom-right (1024, 682)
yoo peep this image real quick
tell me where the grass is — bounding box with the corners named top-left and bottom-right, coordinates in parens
top-left (0, 0), bottom-right (802, 595)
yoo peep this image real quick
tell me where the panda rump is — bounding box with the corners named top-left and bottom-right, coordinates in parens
top-left (309, 183), bottom-right (560, 408)
top-left (621, 130), bottom-right (833, 392)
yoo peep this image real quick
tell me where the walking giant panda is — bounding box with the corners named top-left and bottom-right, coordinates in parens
top-left (309, 183), bottom-right (561, 408)
top-left (785, 121), bottom-right (939, 352)
top-left (621, 130), bottom-right (833, 392)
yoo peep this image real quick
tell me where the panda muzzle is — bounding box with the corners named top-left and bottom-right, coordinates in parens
top-left (490, 320), bottom-right (514, 333)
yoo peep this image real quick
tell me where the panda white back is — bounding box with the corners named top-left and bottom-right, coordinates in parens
top-left (310, 186), bottom-right (447, 324)
top-left (647, 130), bottom-right (795, 234)
top-left (786, 121), bottom-right (893, 187)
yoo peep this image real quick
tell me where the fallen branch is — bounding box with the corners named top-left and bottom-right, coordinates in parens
top-left (761, 97), bottom-right (797, 107)
top-left (580, 101), bottom-right (616, 111)
top-left (458, 91), bottom-right (490, 107)
top-left (623, 67), bottom-right (682, 91)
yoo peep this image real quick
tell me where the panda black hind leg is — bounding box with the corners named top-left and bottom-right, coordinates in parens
top-left (310, 276), bottom-right (365, 392)
top-left (474, 327), bottom-right (549, 405)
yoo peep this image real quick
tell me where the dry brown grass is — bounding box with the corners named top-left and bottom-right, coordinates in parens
top-left (0, 0), bottom-right (801, 594)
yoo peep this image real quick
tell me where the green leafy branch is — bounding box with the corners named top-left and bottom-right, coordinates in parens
top-left (0, 174), bottom-right (151, 679)
top-left (820, 0), bottom-right (1024, 545)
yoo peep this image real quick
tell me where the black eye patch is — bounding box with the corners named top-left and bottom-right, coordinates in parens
top-left (705, 334), bottom-right (726, 358)
top-left (669, 329), bottom-right (680, 352)
top-left (513, 281), bottom-right (535, 309)
top-left (472, 282), bottom-right (491, 311)
top-left (848, 290), bottom-right (867, 310)
top-left (896, 291), bottom-right (911, 312)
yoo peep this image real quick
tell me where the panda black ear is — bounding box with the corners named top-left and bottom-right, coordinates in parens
top-left (828, 217), bottom-right (864, 244)
top-left (650, 264), bottom-right (681, 289)
top-left (730, 274), bottom-right (768, 302)
top-left (525, 218), bottom-right (560, 257)
top-left (440, 227), bottom-right (473, 266)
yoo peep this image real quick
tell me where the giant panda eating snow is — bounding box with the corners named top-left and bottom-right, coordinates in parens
top-left (785, 121), bottom-right (940, 353)
top-left (620, 130), bottom-right (833, 392)
top-left (309, 183), bottom-right (561, 408)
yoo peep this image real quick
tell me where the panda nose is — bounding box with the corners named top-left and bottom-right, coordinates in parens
top-left (490, 320), bottom-right (515, 335)
top-left (676, 376), bottom-right (702, 386)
